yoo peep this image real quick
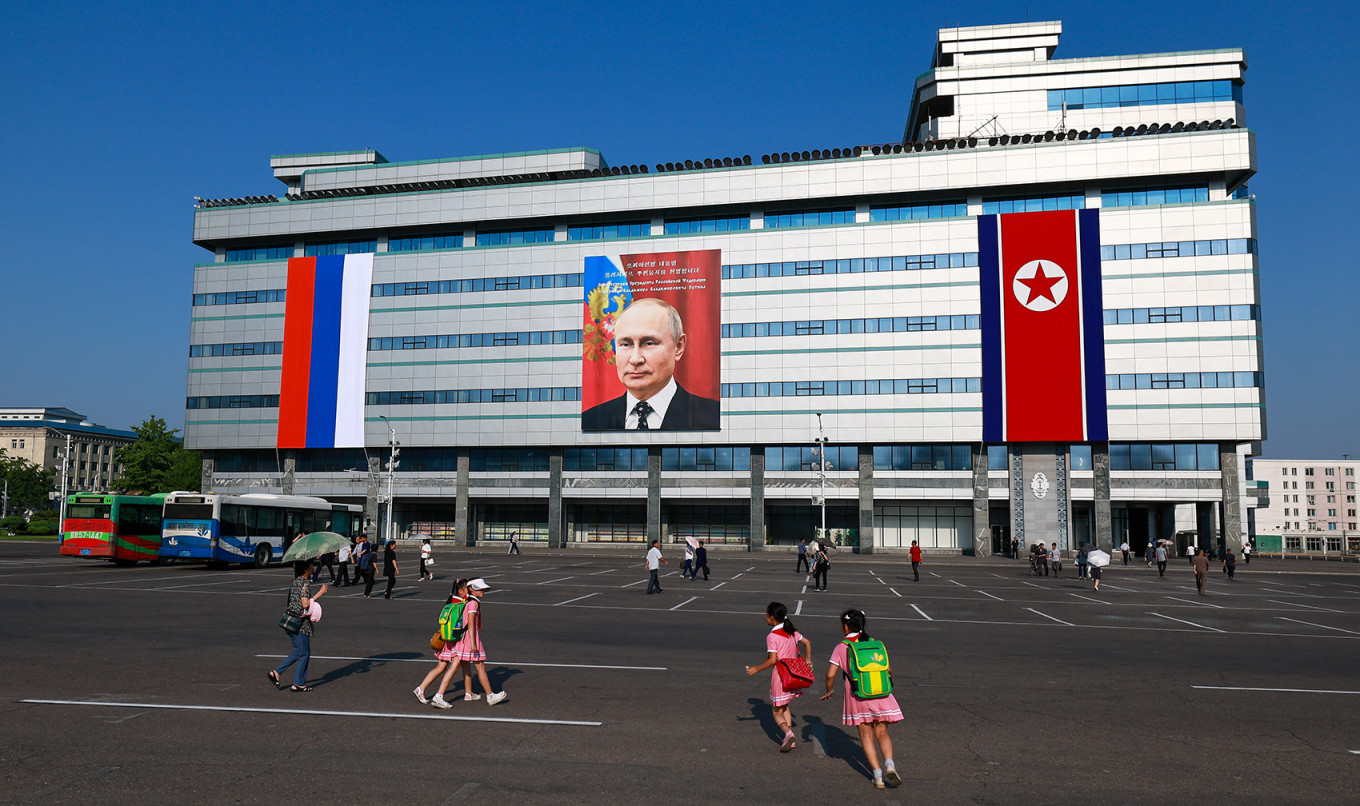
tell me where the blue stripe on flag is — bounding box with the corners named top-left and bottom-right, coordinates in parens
top-left (1078, 209), bottom-right (1108, 441)
top-left (977, 215), bottom-right (1004, 443)
top-left (306, 255), bottom-right (345, 448)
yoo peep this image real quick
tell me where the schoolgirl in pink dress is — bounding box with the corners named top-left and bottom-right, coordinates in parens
top-left (820, 608), bottom-right (904, 789)
top-left (453, 578), bottom-right (506, 705)
top-left (414, 579), bottom-right (467, 709)
top-left (745, 601), bottom-right (812, 752)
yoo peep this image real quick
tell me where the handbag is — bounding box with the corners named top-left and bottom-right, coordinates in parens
top-left (430, 632), bottom-right (446, 651)
top-left (279, 609), bottom-right (305, 635)
top-left (776, 655), bottom-right (815, 691)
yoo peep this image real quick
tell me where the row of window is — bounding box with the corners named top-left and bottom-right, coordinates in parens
top-left (664, 215), bottom-right (751, 235)
top-left (476, 228), bottom-right (555, 246)
top-left (721, 314), bottom-right (979, 339)
top-left (192, 290), bottom-right (287, 307)
top-left (767, 445), bottom-right (860, 472)
top-left (1047, 80), bottom-right (1241, 111)
top-left (1103, 305), bottom-right (1258, 325)
top-left (1110, 443), bottom-right (1221, 471)
top-left (367, 330), bottom-right (581, 351)
top-left (721, 378), bottom-right (981, 398)
top-left (371, 272), bottom-right (581, 297)
top-left (305, 240), bottom-right (377, 256)
top-left (873, 444), bottom-right (974, 471)
top-left (568, 222), bottom-right (650, 241)
top-left (723, 252), bottom-right (978, 279)
top-left (224, 246), bottom-right (293, 263)
top-left (981, 194), bottom-right (1085, 215)
top-left (1102, 186), bottom-right (1208, 208)
top-left (869, 202), bottom-right (968, 221)
top-left (366, 387), bottom-right (582, 405)
top-left (187, 395), bottom-right (280, 409)
top-left (1101, 238), bottom-right (1257, 261)
top-left (389, 235), bottom-right (464, 252)
top-left (763, 208), bottom-right (856, 229)
top-left (1106, 372), bottom-right (1263, 390)
top-left (190, 342), bottom-right (283, 357)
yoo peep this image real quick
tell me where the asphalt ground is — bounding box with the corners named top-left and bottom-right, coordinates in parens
top-left (2, 542), bottom-right (1358, 805)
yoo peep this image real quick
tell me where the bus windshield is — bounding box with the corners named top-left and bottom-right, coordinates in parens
top-left (67, 504), bottom-right (112, 519)
top-left (164, 503), bottom-right (214, 520)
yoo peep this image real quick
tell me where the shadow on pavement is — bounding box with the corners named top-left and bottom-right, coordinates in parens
top-left (313, 652), bottom-right (424, 686)
top-left (737, 697), bottom-right (784, 744)
top-left (801, 714), bottom-right (872, 779)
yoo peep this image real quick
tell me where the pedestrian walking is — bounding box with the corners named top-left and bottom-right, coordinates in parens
top-left (1155, 542), bottom-right (1168, 577)
top-left (1036, 542), bottom-right (1050, 576)
top-left (1049, 543), bottom-right (1062, 577)
top-left (336, 540), bottom-right (353, 586)
top-left (355, 534), bottom-right (377, 597)
top-left (419, 537), bottom-right (433, 581)
top-left (796, 539), bottom-right (810, 573)
top-left (745, 601), bottom-right (812, 753)
top-left (1145, 541), bottom-right (1155, 567)
top-left (1192, 548), bottom-right (1210, 594)
top-left (1011, 537), bottom-right (1019, 559)
top-left (645, 540), bottom-right (668, 594)
top-left (810, 543), bottom-right (829, 591)
top-left (694, 540), bottom-right (710, 581)
top-left (269, 559), bottom-right (329, 692)
top-left (909, 540), bottom-right (922, 582)
top-left (1242, 542), bottom-right (1252, 564)
top-left (507, 531), bottom-right (521, 555)
top-left (820, 608), bottom-right (904, 789)
top-left (317, 550), bottom-right (336, 583)
top-left (1090, 561), bottom-right (1102, 591)
top-left (450, 578), bottom-right (507, 705)
top-left (382, 540), bottom-right (400, 599)
top-left (1222, 548), bottom-right (1236, 580)
top-left (1076, 544), bottom-right (1089, 579)
top-left (1120, 540), bottom-right (1131, 565)
top-left (682, 543), bottom-right (695, 579)
top-left (415, 579), bottom-right (469, 708)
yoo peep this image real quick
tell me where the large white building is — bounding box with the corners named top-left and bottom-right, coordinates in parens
top-left (185, 21), bottom-right (1265, 555)
top-left (1248, 459), bottom-right (1358, 555)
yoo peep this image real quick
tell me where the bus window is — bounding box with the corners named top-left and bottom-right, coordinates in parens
top-left (332, 511), bottom-right (353, 536)
top-left (221, 505), bottom-right (251, 538)
top-left (69, 503), bottom-right (112, 520)
top-left (255, 507), bottom-right (283, 534)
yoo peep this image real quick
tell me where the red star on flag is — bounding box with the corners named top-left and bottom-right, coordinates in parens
top-left (1018, 263), bottom-right (1063, 305)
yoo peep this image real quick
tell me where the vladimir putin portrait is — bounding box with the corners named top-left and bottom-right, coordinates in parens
top-left (581, 297), bottom-right (720, 431)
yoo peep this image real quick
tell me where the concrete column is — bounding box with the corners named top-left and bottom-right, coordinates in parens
top-left (549, 451), bottom-right (564, 549)
top-left (282, 451), bottom-right (296, 495)
top-left (1219, 445), bottom-right (1242, 552)
top-left (858, 446), bottom-right (875, 554)
top-left (1093, 442), bottom-right (1113, 552)
top-left (456, 451), bottom-right (471, 546)
top-left (748, 451), bottom-right (766, 550)
top-left (647, 448), bottom-right (661, 543)
top-left (365, 454), bottom-right (381, 537)
top-left (200, 454), bottom-right (214, 494)
top-left (972, 443), bottom-right (991, 557)
top-left (1196, 502), bottom-right (1216, 554)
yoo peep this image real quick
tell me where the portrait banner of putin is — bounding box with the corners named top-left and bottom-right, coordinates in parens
top-left (581, 249), bottom-right (721, 431)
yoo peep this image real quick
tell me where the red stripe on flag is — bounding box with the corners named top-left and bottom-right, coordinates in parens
top-left (1000, 211), bottom-right (1085, 441)
top-left (277, 257), bottom-right (316, 448)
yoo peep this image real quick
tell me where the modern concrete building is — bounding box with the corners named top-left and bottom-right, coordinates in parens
top-left (1248, 458), bottom-right (1358, 555)
top-left (0, 407), bottom-right (135, 493)
top-left (186, 21), bottom-right (1265, 555)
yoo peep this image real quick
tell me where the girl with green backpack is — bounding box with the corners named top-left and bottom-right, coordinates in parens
top-left (819, 608), bottom-right (904, 789)
top-left (413, 579), bottom-right (468, 708)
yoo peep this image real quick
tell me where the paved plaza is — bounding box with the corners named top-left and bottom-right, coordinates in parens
top-left (3, 541), bottom-right (1358, 804)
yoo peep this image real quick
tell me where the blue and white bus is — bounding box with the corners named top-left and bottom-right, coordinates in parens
top-left (159, 492), bottom-right (363, 567)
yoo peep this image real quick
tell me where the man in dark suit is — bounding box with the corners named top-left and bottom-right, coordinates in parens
top-left (582, 297), bottom-right (719, 431)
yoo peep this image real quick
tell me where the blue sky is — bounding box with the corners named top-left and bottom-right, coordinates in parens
top-left (1, 0), bottom-right (1355, 459)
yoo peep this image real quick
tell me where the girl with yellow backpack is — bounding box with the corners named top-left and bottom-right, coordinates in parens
top-left (820, 608), bottom-right (904, 789)
top-left (413, 578), bottom-right (468, 708)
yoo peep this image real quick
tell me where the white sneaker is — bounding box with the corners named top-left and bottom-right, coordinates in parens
top-left (487, 691), bottom-right (507, 706)
top-left (463, 692), bottom-right (482, 701)
top-left (430, 694), bottom-right (453, 709)
top-left (413, 687), bottom-right (428, 704)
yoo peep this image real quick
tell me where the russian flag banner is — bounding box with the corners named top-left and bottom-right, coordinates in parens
top-left (979, 209), bottom-right (1107, 443)
top-left (277, 253), bottom-right (373, 448)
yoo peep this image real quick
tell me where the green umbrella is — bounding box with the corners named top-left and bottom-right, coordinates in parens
top-left (281, 531), bottom-right (351, 563)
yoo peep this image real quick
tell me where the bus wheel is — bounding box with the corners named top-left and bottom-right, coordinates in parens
top-left (253, 545), bottom-right (271, 568)
top-left (111, 558), bottom-right (138, 567)
top-left (156, 557), bottom-right (175, 566)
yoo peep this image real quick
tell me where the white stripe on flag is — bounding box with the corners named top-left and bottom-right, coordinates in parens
top-left (334, 254), bottom-right (373, 447)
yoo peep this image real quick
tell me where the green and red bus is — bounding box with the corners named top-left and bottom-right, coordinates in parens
top-left (60, 493), bottom-right (169, 565)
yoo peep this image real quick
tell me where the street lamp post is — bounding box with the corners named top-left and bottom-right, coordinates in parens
top-left (377, 416), bottom-right (400, 543)
top-left (57, 435), bottom-right (72, 539)
top-left (813, 413), bottom-right (832, 543)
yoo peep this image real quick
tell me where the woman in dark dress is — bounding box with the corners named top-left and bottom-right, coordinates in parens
top-left (383, 540), bottom-right (400, 600)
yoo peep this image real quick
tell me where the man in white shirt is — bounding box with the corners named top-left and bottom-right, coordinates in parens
top-left (1120, 540), bottom-right (1131, 565)
top-left (1154, 543), bottom-right (1168, 577)
top-left (645, 540), bottom-right (668, 594)
top-left (337, 541), bottom-right (353, 586)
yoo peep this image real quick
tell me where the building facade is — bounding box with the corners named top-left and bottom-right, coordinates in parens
top-left (1248, 459), bottom-right (1359, 555)
top-left (0, 407), bottom-right (135, 493)
top-left (186, 21), bottom-right (1265, 555)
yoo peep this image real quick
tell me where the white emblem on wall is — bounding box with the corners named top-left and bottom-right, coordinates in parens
top-left (1012, 259), bottom-right (1069, 312)
top-left (1030, 472), bottom-right (1050, 499)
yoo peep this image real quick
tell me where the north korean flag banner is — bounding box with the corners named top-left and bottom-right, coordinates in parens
top-left (979, 209), bottom-right (1107, 443)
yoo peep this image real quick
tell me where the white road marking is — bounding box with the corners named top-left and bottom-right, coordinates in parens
top-left (1166, 596), bottom-right (1224, 609)
top-left (731, 573), bottom-right (744, 579)
top-left (554, 593), bottom-right (599, 606)
top-left (588, 569), bottom-right (615, 576)
top-left (443, 782), bottom-right (481, 805)
top-left (537, 577), bottom-right (572, 585)
top-left (1267, 599), bottom-right (1341, 613)
top-left (1027, 608), bottom-right (1073, 626)
top-left (874, 576), bottom-right (886, 585)
top-left (710, 581), bottom-right (727, 590)
top-left (929, 572), bottom-right (941, 578)
top-left (910, 604), bottom-right (932, 621)
top-left (1192, 686), bottom-right (1360, 696)
top-left (794, 600), bottom-right (803, 616)
top-left (1100, 584), bottom-right (1137, 592)
top-left (1276, 617), bottom-right (1360, 635)
top-left (1149, 612), bottom-right (1224, 632)
top-left (620, 579), bottom-right (646, 588)
top-left (1021, 581), bottom-right (1046, 589)
top-left (801, 584), bottom-right (808, 594)
top-left (1070, 593), bottom-right (1107, 605)
top-left (991, 574), bottom-right (1006, 579)
top-left (22, 699), bottom-right (602, 726)
top-left (949, 580), bottom-right (966, 588)
top-left (977, 590), bottom-right (1003, 601)
top-left (259, 653), bottom-right (666, 671)
top-left (669, 596), bottom-right (698, 611)
top-left (868, 570), bottom-right (878, 576)
top-left (888, 588), bottom-right (902, 598)
top-left (147, 580), bottom-right (251, 591)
